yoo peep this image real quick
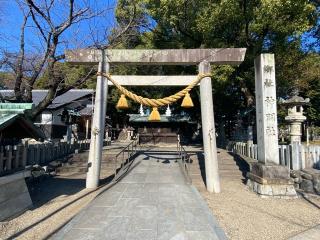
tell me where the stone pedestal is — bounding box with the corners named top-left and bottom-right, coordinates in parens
top-left (247, 162), bottom-right (297, 198)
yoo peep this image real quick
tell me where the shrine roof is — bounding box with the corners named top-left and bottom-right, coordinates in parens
top-left (128, 114), bottom-right (196, 123)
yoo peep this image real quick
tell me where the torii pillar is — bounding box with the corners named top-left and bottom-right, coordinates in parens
top-left (199, 61), bottom-right (220, 193)
top-left (86, 50), bottom-right (109, 188)
top-left (65, 48), bottom-right (246, 191)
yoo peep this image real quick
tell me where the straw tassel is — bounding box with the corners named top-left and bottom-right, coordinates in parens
top-left (181, 92), bottom-right (194, 108)
top-left (148, 107), bottom-right (161, 121)
top-left (116, 94), bottom-right (129, 110)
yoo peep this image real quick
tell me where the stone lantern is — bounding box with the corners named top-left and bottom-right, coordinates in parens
top-left (281, 95), bottom-right (310, 144)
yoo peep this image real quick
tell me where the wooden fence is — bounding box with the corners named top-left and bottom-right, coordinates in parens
top-left (229, 142), bottom-right (320, 170)
top-left (0, 139), bottom-right (110, 177)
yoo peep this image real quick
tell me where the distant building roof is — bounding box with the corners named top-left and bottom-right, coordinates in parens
top-left (0, 89), bottom-right (94, 109)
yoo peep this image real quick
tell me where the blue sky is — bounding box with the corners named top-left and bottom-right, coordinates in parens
top-left (0, 0), bottom-right (117, 53)
top-left (0, 0), bottom-right (318, 54)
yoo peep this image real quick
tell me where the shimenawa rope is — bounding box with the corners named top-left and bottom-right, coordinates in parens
top-left (96, 72), bottom-right (212, 107)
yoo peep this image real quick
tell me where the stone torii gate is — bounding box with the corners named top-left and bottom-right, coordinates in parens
top-left (65, 48), bottom-right (246, 193)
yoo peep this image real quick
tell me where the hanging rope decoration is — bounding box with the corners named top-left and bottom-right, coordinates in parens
top-left (97, 72), bottom-right (212, 121)
top-left (116, 94), bottom-right (129, 109)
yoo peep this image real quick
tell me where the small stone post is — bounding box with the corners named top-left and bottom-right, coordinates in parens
top-left (199, 61), bottom-right (221, 193)
top-left (86, 50), bottom-right (109, 189)
top-left (247, 126), bottom-right (253, 144)
top-left (247, 126), bottom-right (253, 156)
top-left (306, 125), bottom-right (310, 146)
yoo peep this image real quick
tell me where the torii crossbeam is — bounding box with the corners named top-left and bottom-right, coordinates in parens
top-left (65, 48), bottom-right (246, 193)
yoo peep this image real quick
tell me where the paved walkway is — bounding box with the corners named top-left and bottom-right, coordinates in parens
top-left (288, 224), bottom-right (320, 240)
top-left (52, 150), bottom-right (227, 240)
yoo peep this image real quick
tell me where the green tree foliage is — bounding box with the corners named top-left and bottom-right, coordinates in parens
top-left (112, 0), bottom-right (319, 129)
top-left (299, 54), bottom-right (320, 124)
top-left (143, 0), bottom-right (316, 50)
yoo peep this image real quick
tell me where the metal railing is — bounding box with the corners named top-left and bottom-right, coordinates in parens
top-left (177, 135), bottom-right (192, 184)
top-left (113, 135), bottom-right (139, 180)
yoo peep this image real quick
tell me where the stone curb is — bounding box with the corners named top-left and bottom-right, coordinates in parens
top-left (190, 185), bottom-right (229, 240)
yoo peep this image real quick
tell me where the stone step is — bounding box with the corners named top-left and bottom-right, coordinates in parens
top-left (189, 173), bottom-right (202, 176)
top-left (190, 159), bottom-right (238, 163)
top-left (188, 163), bottom-right (239, 170)
top-left (220, 174), bottom-right (244, 178)
top-left (57, 165), bottom-right (115, 174)
top-left (188, 168), bottom-right (240, 175)
top-left (193, 163), bottom-right (240, 166)
top-left (72, 155), bottom-right (116, 162)
top-left (219, 167), bottom-right (241, 171)
top-left (189, 169), bottom-right (239, 175)
top-left (220, 173), bottom-right (244, 177)
top-left (66, 161), bottom-right (115, 167)
top-left (57, 166), bottom-right (87, 174)
top-left (190, 160), bottom-right (238, 165)
top-left (219, 169), bottom-right (243, 173)
top-left (189, 168), bottom-right (244, 174)
top-left (187, 150), bottom-right (248, 183)
top-left (220, 176), bottom-right (244, 179)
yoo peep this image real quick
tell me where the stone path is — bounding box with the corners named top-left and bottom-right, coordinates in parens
top-left (288, 224), bottom-right (320, 240)
top-left (52, 150), bottom-right (227, 240)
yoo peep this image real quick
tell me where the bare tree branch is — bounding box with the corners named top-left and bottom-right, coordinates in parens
top-left (14, 10), bottom-right (30, 101)
top-left (1, 0), bottom-right (135, 120)
top-left (29, 7), bottom-right (48, 41)
top-left (56, 66), bottom-right (95, 96)
top-left (26, 0), bottom-right (55, 30)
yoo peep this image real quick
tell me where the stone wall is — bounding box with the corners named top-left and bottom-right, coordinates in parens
top-left (291, 168), bottom-right (320, 195)
top-left (0, 171), bottom-right (32, 221)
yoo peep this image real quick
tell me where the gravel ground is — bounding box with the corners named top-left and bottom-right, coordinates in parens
top-left (193, 150), bottom-right (320, 240)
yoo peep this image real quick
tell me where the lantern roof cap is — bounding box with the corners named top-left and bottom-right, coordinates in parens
top-left (280, 95), bottom-right (310, 106)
